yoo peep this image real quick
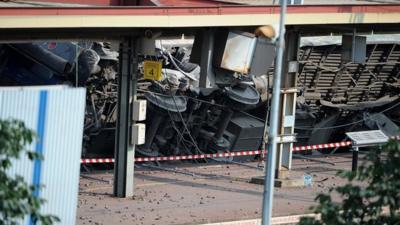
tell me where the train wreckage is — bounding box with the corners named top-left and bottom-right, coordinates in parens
top-left (0, 31), bottom-right (399, 159)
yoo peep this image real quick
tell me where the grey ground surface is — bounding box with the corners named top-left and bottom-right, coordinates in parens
top-left (76, 153), bottom-right (359, 225)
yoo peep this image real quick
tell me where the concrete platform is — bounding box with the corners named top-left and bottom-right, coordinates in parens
top-left (250, 176), bottom-right (305, 188)
top-left (76, 153), bottom-right (358, 225)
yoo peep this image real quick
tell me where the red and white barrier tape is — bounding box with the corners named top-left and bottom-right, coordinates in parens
top-left (292, 141), bottom-right (352, 152)
top-left (80, 137), bottom-right (400, 164)
top-left (81, 158), bottom-right (115, 164)
top-left (81, 141), bottom-right (352, 164)
top-left (81, 150), bottom-right (264, 164)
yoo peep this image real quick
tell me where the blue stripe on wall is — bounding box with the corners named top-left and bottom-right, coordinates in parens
top-left (29, 90), bottom-right (48, 225)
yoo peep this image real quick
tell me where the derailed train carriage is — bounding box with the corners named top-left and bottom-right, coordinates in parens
top-left (0, 32), bottom-right (399, 159)
top-left (295, 35), bottom-right (400, 146)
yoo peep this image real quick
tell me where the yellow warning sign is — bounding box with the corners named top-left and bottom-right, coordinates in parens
top-left (143, 60), bottom-right (162, 81)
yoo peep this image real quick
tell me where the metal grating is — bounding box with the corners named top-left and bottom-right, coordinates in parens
top-left (346, 130), bottom-right (388, 146)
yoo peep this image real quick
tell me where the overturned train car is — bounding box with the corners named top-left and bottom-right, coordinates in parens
top-left (295, 36), bottom-right (400, 147)
top-left (0, 33), bottom-right (399, 159)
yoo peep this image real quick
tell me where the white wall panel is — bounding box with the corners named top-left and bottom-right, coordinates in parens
top-left (0, 86), bottom-right (86, 225)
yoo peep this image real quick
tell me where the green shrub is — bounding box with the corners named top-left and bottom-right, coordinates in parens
top-left (299, 140), bottom-right (400, 225)
top-left (0, 119), bottom-right (59, 225)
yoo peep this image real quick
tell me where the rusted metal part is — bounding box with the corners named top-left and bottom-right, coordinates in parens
top-left (319, 95), bottom-right (399, 111)
top-left (219, 31), bottom-right (255, 75)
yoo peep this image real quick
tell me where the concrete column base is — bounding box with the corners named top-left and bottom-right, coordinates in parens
top-left (250, 172), bottom-right (304, 188)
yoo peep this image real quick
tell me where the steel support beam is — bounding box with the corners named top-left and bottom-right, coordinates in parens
top-left (114, 36), bottom-right (137, 198)
top-left (276, 30), bottom-right (300, 174)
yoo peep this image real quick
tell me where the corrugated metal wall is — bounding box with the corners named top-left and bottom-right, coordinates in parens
top-left (0, 86), bottom-right (86, 225)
